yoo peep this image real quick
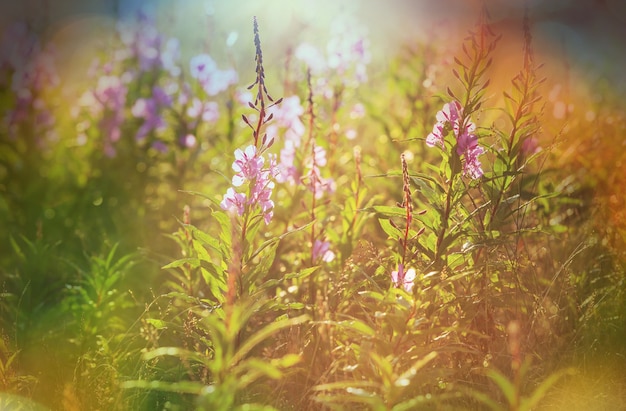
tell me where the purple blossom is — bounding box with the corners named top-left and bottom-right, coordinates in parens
top-left (220, 188), bottom-right (247, 216)
top-left (190, 54), bottom-right (217, 81)
top-left (521, 136), bottom-right (540, 156)
top-left (152, 140), bottom-right (169, 153)
top-left (312, 240), bottom-right (336, 263)
top-left (426, 121), bottom-right (446, 148)
top-left (221, 146), bottom-right (279, 225)
top-left (235, 89), bottom-right (253, 106)
top-left (203, 68), bottom-right (238, 96)
top-left (275, 139), bottom-right (298, 185)
top-left (268, 95), bottom-right (305, 134)
top-left (95, 75), bottom-right (127, 110)
top-left (84, 74), bottom-right (128, 150)
top-left (232, 145), bottom-right (264, 186)
top-left (131, 85), bottom-right (170, 141)
top-left (179, 134), bottom-right (197, 148)
top-left (350, 103), bottom-right (366, 119)
top-left (463, 144), bottom-right (485, 179)
top-left (391, 264), bottom-right (416, 292)
top-left (267, 96), bottom-right (306, 179)
top-left (436, 101), bottom-right (462, 128)
top-left (305, 164), bottom-right (336, 200)
top-left (426, 101), bottom-right (485, 179)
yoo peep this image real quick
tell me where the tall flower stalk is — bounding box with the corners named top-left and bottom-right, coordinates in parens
top-left (423, 7), bottom-right (498, 268)
top-left (220, 17), bottom-right (282, 299)
top-left (391, 154), bottom-right (423, 292)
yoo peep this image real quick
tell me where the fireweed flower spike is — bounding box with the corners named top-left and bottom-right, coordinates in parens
top-left (221, 17), bottom-right (281, 225)
top-left (426, 100), bottom-right (485, 179)
top-left (244, 16), bottom-right (283, 151)
top-left (220, 145), bottom-right (280, 225)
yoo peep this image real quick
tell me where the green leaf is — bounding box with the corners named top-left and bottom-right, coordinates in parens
top-left (486, 368), bottom-right (516, 406)
top-left (188, 224), bottom-right (223, 254)
top-left (162, 258), bottom-right (200, 270)
top-left (243, 240), bottom-right (278, 292)
top-left (271, 353), bottom-right (301, 368)
top-left (317, 319), bottom-right (376, 337)
top-left (394, 351), bottom-right (438, 388)
top-left (378, 218), bottom-right (402, 241)
top-left (230, 314), bottom-right (310, 366)
top-left (193, 239), bottom-right (212, 262)
top-left (520, 368), bottom-right (576, 411)
top-left (371, 205), bottom-right (406, 218)
top-left (459, 386), bottom-right (505, 411)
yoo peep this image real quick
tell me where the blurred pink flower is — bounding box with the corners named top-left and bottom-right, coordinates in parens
top-left (190, 54), bottom-right (217, 81)
top-left (391, 264), bottom-right (416, 292)
top-left (131, 86), bottom-right (171, 141)
top-left (190, 54), bottom-right (238, 96)
top-left (152, 140), bottom-right (169, 153)
top-left (312, 240), bottom-right (336, 263)
top-left (521, 136), bottom-right (540, 156)
top-left (179, 134), bottom-right (197, 148)
top-left (186, 98), bottom-right (219, 123)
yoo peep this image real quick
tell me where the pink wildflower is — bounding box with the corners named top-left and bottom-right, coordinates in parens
top-left (426, 121), bottom-right (446, 148)
top-left (391, 264), bottom-right (416, 292)
top-left (220, 188), bottom-right (247, 216)
top-left (190, 54), bottom-right (217, 81)
top-left (221, 146), bottom-right (279, 225)
top-left (179, 134), bottom-right (197, 148)
top-left (232, 145), bottom-right (263, 186)
top-left (521, 136), bottom-right (540, 156)
top-left (312, 240), bottom-right (336, 263)
top-left (426, 101), bottom-right (485, 179)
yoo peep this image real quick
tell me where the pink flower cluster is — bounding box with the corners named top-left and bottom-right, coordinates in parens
top-left (220, 145), bottom-right (280, 225)
top-left (426, 101), bottom-right (485, 179)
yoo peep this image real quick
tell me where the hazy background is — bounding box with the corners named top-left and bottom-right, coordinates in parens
top-left (1, 0), bottom-right (625, 96)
